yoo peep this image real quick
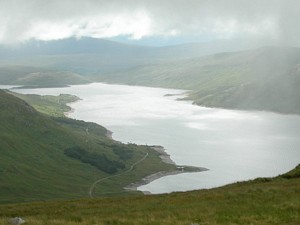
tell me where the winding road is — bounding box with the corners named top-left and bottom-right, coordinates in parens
top-left (88, 152), bottom-right (149, 198)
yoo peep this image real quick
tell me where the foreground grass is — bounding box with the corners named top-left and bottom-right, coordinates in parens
top-left (0, 165), bottom-right (299, 225)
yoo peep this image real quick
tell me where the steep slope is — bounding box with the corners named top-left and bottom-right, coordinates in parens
top-left (97, 46), bottom-right (300, 114)
top-left (0, 90), bottom-right (176, 203)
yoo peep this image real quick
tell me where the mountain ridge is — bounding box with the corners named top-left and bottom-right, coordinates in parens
top-left (95, 46), bottom-right (300, 114)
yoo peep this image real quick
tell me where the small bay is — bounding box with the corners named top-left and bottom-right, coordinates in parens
top-left (12, 83), bottom-right (300, 193)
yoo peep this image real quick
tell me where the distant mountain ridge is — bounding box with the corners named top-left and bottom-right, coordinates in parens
top-left (0, 37), bottom-right (267, 58)
top-left (0, 38), bottom-right (152, 57)
top-left (0, 37), bottom-right (269, 75)
top-left (1, 38), bottom-right (300, 114)
top-left (96, 46), bottom-right (300, 114)
top-left (0, 66), bottom-right (90, 87)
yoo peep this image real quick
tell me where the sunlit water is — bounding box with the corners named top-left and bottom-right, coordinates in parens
top-left (10, 83), bottom-right (300, 193)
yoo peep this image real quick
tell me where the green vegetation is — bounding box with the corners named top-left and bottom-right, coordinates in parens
top-left (10, 92), bottom-right (80, 117)
top-left (64, 146), bottom-right (126, 174)
top-left (0, 165), bottom-right (299, 225)
top-left (0, 90), bottom-right (177, 203)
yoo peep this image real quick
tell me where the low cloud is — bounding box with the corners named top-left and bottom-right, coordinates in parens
top-left (0, 0), bottom-right (299, 45)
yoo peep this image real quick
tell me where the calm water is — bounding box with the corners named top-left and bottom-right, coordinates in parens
top-left (11, 83), bottom-right (300, 193)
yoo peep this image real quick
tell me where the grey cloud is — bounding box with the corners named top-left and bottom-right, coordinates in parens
top-left (0, 0), bottom-right (299, 45)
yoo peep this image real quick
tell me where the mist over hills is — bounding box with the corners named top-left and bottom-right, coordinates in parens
top-left (96, 46), bottom-right (300, 114)
top-left (1, 38), bottom-right (300, 114)
top-left (0, 37), bottom-right (268, 58)
top-left (0, 66), bottom-right (89, 86)
top-left (0, 37), bottom-right (269, 75)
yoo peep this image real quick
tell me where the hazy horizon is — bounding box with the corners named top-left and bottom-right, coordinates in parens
top-left (0, 0), bottom-right (299, 48)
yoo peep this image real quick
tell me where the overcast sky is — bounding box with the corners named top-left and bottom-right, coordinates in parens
top-left (0, 0), bottom-right (299, 46)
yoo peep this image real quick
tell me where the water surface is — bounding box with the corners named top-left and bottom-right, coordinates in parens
top-left (12, 83), bottom-right (300, 193)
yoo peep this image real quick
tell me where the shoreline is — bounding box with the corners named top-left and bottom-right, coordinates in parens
top-left (63, 97), bottom-right (82, 117)
top-left (124, 145), bottom-right (208, 194)
top-left (65, 99), bottom-right (208, 195)
top-left (105, 129), bottom-right (113, 139)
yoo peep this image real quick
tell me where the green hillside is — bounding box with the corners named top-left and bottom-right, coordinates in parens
top-left (96, 46), bottom-right (300, 114)
top-left (0, 165), bottom-right (299, 225)
top-left (0, 90), bottom-right (178, 203)
top-left (10, 92), bottom-right (80, 117)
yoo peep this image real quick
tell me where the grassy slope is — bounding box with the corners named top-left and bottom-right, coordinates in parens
top-left (97, 46), bottom-right (300, 114)
top-left (10, 92), bottom-right (80, 117)
top-left (0, 165), bottom-right (299, 225)
top-left (0, 90), bottom-right (176, 203)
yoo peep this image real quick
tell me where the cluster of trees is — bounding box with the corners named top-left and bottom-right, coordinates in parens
top-left (64, 146), bottom-right (125, 174)
top-left (98, 142), bottom-right (134, 160)
top-left (110, 145), bottom-right (133, 160)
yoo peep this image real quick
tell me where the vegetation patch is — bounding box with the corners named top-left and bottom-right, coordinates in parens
top-left (10, 91), bottom-right (80, 117)
top-left (64, 146), bottom-right (125, 174)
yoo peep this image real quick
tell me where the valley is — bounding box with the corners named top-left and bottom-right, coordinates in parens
top-left (10, 83), bottom-right (300, 194)
top-left (1, 40), bottom-right (300, 200)
top-left (95, 46), bottom-right (300, 114)
top-left (0, 24), bottom-right (299, 225)
top-left (1, 1), bottom-right (300, 224)
top-left (0, 89), bottom-right (200, 203)
top-left (2, 43), bottom-right (300, 115)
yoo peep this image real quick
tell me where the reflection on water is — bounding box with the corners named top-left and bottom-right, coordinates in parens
top-left (11, 83), bottom-right (300, 193)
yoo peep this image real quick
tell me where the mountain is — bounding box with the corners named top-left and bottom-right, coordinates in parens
top-left (0, 38), bottom-right (153, 57)
top-left (0, 90), bottom-right (176, 203)
top-left (0, 66), bottom-right (90, 87)
top-left (0, 37), bottom-right (269, 76)
top-left (96, 46), bottom-right (300, 114)
top-left (0, 38), bottom-right (159, 76)
top-left (154, 38), bottom-right (272, 58)
top-left (1, 39), bottom-right (300, 114)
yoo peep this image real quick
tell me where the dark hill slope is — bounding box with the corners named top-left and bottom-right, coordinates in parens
top-left (0, 90), bottom-right (175, 203)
